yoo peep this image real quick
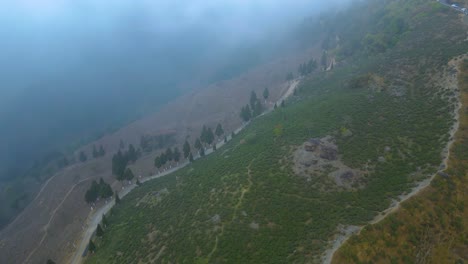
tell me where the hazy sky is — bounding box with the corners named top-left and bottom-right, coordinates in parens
top-left (0, 0), bottom-right (353, 177)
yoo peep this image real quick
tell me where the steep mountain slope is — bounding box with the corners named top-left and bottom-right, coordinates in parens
top-left (0, 40), bottom-right (322, 264)
top-left (84, 1), bottom-right (468, 263)
top-left (332, 55), bottom-right (468, 264)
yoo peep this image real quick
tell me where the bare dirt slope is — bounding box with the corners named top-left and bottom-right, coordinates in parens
top-left (0, 45), bottom-right (321, 264)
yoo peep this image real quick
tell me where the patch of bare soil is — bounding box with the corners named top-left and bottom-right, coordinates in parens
top-left (293, 136), bottom-right (363, 190)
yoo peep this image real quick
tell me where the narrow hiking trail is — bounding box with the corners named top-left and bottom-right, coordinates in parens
top-left (24, 176), bottom-right (94, 264)
top-left (70, 79), bottom-right (301, 264)
top-left (322, 57), bottom-right (464, 264)
top-left (206, 160), bottom-right (255, 263)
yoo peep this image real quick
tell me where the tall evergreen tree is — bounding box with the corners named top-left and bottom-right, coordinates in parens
top-left (183, 141), bottom-right (191, 159)
top-left (115, 193), bottom-right (121, 204)
top-left (173, 147), bottom-right (181, 162)
top-left (85, 180), bottom-right (99, 204)
top-left (88, 240), bottom-right (96, 253)
top-left (127, 144), bottom-right (137, 163)
top-left (195, 138), bottom-right (202, 150)
top-left (215, 123), bottom-right (224, 138)
top-left (200, 125), bottom-right (208, 143)
top-left (252, 99), bottom-right (263, 117)
top-left (154, 156), bottom-right (162, 168)
top-left (189, 152), bottom-right (194, 163)
top-left (96, 224), bottom-right (104, 237)
top-left (165, 148), bottom-right (173, 161)
top-left (240, 105), bottom-right (252, 122)
top-left (263, 87), bottom-right (269, 100)
top-left (206, 127), bottom-right (215, 145)
top-left (112, 150), bottom-right (126, 179)
top-left (124, 168), bottom-right (134, 181)
top-left (250, 91), bottom-right (258, 110)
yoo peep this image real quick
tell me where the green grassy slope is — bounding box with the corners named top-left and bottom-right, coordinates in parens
top-left (86, 1), bottom-right (468, 263)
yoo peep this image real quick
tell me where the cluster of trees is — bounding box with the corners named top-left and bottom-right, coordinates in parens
top-left (92, 145), bottom-right (106, 158)
top-left (154, 147), bottom-right (181, 169)
top-left (197, 123), bottom-right (225, 155)
top-left (140, 133), bottom-right (176, 153)
top-left (154, 123), bottom-right (225, 169)
top-left (85, 178), bottom-right (114, 204)
top-left (298, 58), bottom-right (318, 76)
top-left (112, 144), bottom-right (140, 181)
top-left (240, 91), bottom-right (266, 122)
top-left (200, 125), bottom-right (215, 146)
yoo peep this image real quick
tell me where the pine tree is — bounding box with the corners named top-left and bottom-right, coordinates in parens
top-left (250, 91), bottom-right (258, 110)
top-left (200, 125), bottom-right (208, 143)
top-left (281, 100), bottom-right (286, 108)
top-left (206, 127), bottom-right (215, 145)
top-left (88, 239), bottom-right (96, 253)
top-left (253, 99), bottom-right (263, 117)
top-left (183, 140), bottom-right (191, 159)
top-left (165, 148), bottom-right (173, 161)
top-left (199, 148), bottom-right (205, 157)
top-left (213, 144), bottom-right (217, 151)
top-left (127, 144), bottom-right (137, 163)
top-left (124, 168), bottom-right (134, 181)
top-left (274, 103), bottom-right (278, 109)
top-left (263, 87), bottom-right (269, 100)
top-left (215, 123), bottom-right (224, 137)
top-left (112, 150), bottom-right (127, 179)
top-left (240, 105), bottom-right (252, 122)
top-left (154, 156), bottom-right (162, 168)
top-left (173, 147), bottom-right (181, 162)
top-left (189, 152), bottom-right (194, 163)
top-left (115, 193), bottom-right (121, 204)
top-left (231, 131), bottom-right (235, 138)
top-left (85, 181), bottom-right (99, 204)
top-left (136, 179), bottom-right (141, 186)
top-left (96, 224), bottom-right (104, 237)
top-left (224, 136), bottom-right (228, 143)
top-left (195, 138), bottom-right (202, 150)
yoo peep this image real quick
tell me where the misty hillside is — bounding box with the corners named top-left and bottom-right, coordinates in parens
top-left (79, 0), bottom-right (466, 263)
top-left (0, 0), bottom-right (338, 228)
top-left (1, 0), bottom-right (467, 263)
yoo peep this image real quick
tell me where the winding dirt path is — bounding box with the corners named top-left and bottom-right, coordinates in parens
top-left (322, 57), bottom-right (463, 264)
top-left (23, 175), bottom-right (93, 264)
